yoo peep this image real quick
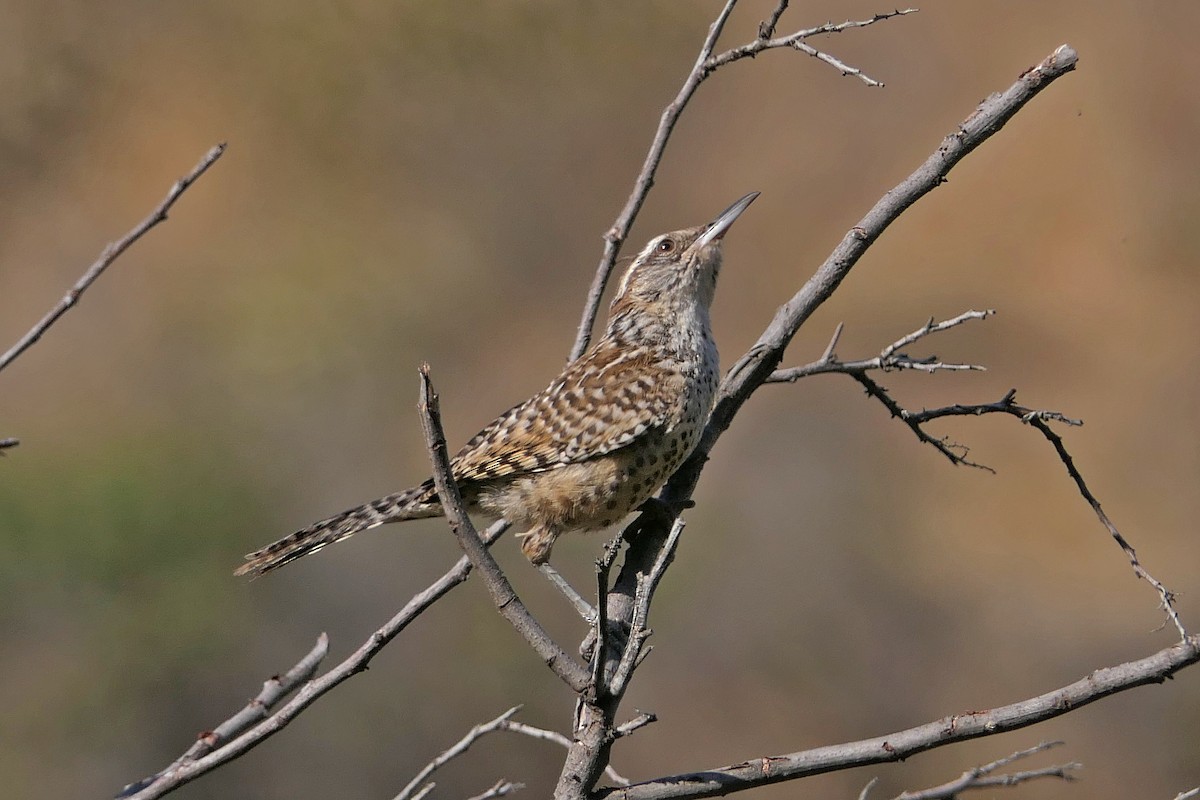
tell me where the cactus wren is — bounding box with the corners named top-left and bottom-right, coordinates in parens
top-left (235, 192), bottom-right (758, 577)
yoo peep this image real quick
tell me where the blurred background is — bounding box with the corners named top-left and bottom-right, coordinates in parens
top-left (1, 1), bottom-right (1197, 798)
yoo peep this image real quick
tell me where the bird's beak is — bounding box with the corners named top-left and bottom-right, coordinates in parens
top-left (695, 191), bottom-right (759, 249)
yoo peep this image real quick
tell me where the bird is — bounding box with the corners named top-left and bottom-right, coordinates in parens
top-left (235, 192), bottom-right (758, 577)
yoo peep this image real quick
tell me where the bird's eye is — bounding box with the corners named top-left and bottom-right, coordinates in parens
top-left (656, 238), bottom-right (675, 253)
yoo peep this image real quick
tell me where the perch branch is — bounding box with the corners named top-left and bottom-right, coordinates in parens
top-left (0, 144), bottom-right (226, 374)
top-left (599, 634), bottom-right (1199, 799)
top-left (417, 364), bottom-right (590, 692)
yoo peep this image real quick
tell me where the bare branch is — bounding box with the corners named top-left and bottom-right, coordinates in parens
top-left (120, 519), bottom-right (509, 800)
top-left (599, 635), bottom-right (1199, 799)
top-left (117, 633), bottom-right (329, 798)
top-left (0, 437), bottom-right (17, 452)
top-left (1175, 789), bottom-right (1200, 800)
top-left (0, 143), bottom-right (226, 375)
top-left (1020, 410), bottom-right (1188, 639)
top-left (851, 372), bottom-right (997, 471)
top-left (707, 10), bottom-right (921, 87)
top-left (895, 388), bottom-right (1186, 637)
top-left (767, 309), bottom-right (994, 382)
top-left (570, 4), bottom-right (916, 359)
top-left (888, 741), bottom-right (1079, 799)
top-left (417, 364), bottom-right (590, 691)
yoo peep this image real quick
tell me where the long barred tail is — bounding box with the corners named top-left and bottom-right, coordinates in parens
top-left (234, 481), bottom-right (440, 577)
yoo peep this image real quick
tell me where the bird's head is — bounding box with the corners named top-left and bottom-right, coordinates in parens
top-left (610, 192), bottom-right (758, 316)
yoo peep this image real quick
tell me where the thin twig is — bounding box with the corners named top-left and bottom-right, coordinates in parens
top-left (599, 634), bottom-right (1199, 799)
top-left (394, 707), bottom-right (523, 800)
top-left (499, 719), bottom-right (632, 786)
top-left (538, 563), bottom-right (596, 622)
top-left (417, 364), bottom-right (590, 691)
top-left (0, 437), bottom-right (18, 452)
top-left (392, 704), bottom-right (633, 795)
top-left (1174, 789), bottom-right (1200, 800)
top-left (0, 144), bottom-right (226, 374)
top-left (608, 518), bottom-right (685, 698)
top-left (1022, 412), bottom-right (1188, 639)
top-left (614, 712), bottom-right (656, 739)
top-left (117, 633), bottom-right (329, 798)
top-left (767, 310), bottom-right (994, 382)
top-left (120, 519), bottom-right (509, 800)
top-left (466, 780), bottom-right (524, 800)
top-left (890, 741), bottom-right (1079, 799)
top-left (707, 10), bottom-right (920, 87)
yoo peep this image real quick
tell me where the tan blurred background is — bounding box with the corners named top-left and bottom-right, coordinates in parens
top-left (1, 1), bottom-right (1197, 798)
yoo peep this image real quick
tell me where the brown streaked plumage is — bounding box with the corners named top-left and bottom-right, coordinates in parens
top-left (235, 192), bottom-right (758, 577)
